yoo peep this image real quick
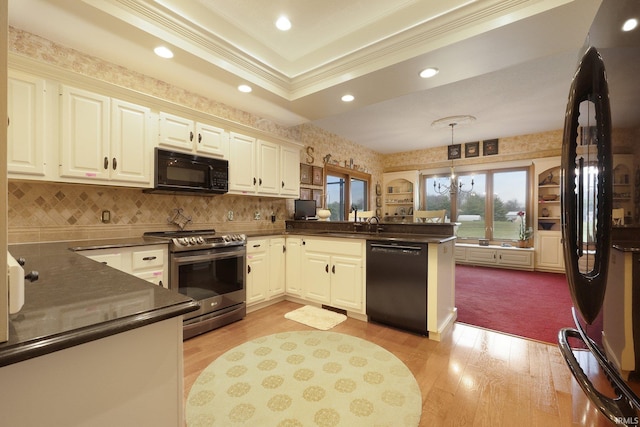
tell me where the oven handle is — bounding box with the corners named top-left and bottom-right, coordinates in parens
top-left (171, 248), bottom-right (245, 264)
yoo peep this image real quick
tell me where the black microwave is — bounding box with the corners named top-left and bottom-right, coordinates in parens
top-left (146, 148), bottom-right (228, 195)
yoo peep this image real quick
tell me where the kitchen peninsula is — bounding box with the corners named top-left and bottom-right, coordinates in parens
top-left (283, 220), bottom-right (457, 340)
top-left (1, 241), bottom-right (198, 427)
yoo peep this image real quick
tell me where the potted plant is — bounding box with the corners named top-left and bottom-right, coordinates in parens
top-left (516, 211), bottom-right (533, 248)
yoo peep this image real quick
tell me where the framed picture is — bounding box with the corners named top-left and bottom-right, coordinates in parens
top-left (312, 189), bottom-right (323, 208)
top-left (465, 141), bottom-right (479, 158)
top-left (447, 144), bottom-right (462, 160)
top-left (300, 187), bottom-right (311, 200)
top-left (312, 166), bottom-right (323, 186)
top-left (300, 164), bottom-right (312, 185)
top-left (483, 139), bottom-right (499, 156)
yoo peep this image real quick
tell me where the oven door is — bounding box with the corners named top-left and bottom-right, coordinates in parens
top-left (170, 246), bottom-right (245, 321)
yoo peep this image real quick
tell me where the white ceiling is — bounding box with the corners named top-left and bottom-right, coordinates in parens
top-left (7, 0), bottom-right (640, 154)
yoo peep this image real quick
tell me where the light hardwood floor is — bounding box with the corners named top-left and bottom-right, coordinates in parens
top-left (183, 300), bottom-right (622, 426)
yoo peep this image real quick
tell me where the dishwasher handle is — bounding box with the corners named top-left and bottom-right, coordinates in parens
top-left (369, 243), bottom-right (424, 254)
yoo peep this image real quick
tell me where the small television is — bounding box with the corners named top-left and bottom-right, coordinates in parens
top-left (294, 199), bottom-right (317, 220)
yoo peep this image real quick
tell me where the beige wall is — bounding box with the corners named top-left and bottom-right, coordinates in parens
top-left (9, 28), bottom-right (636, 243)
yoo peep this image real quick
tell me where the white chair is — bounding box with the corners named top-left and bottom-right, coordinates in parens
top-left (414, 209), bottom-right (446, 223)
top-left (348, 210), bottom-right (374, 222)
top-left (612, 208), bottom-right (625, 226)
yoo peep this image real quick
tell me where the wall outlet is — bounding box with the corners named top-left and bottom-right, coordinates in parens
top-left (254, 211), bottom-right (261, 220)
top-left (227, 210), bottom-right (234, 221)
top-left (101, 210), bottom-right (111, 223)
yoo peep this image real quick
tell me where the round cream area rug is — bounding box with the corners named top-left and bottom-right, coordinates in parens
top-left (186, 331), bottom-right (422, 427)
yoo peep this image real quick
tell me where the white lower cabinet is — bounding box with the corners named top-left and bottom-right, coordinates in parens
top-left (77, 244), bottom-right (168, 288)
top-left (246, 237), bottom-right (286, 307)
top-left (285, 237), bottom-right (303, 296)
top-left (455, 244), bottom-right (534, 271)
top-left (268, 238), bottom-right (286, 298)
top-left (301, 237), bottom-right (364, 313)
top-left (535, 231), bottom-right (565, 272)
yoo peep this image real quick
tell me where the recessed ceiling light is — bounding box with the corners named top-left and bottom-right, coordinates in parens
top-left (154, 46), bottom-right (173, 59)
top-left (238, 84), bottom-right (252, 93)
top-left (341, 94), bottom-right (355, 102)
top-left (622, 18), bottom-right (638, 32)
top-left (276, 16), bottom-right (292, 31)
top-left (419, 67), bottom-right (439, 78)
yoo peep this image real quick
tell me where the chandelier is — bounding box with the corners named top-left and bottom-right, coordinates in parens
top-left (431, 116), bottom-right (475, 196)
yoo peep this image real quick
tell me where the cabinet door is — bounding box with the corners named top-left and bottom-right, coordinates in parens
top-left (330, 255), bottom-right (363, 311)
top-left (195, 122), bottom-right (228, 158)
top-left (134, 270), bottom-right (166, 288)
top-left (303, 251), bottom-right (331, 304)
top-left (536, 232), bottom-right (564, 270)
top-left (466, 248), bottom-right (497, 264)
top-left (246, 251), bottom-right (268, 305)
top-left (280, 145), bottom-right (300, 197)
top-left (110, 99), bottom-right (151, 184)
top-left (7, 72), bottom-right (46, 176)
top-left (81, 252), bottom-right (123, 271)
top-left (497, 250), bottom-right (533, 268)
top-left (256, 139), bottom-right (279, 194)
top-left (228, 132), bottom-right (257, 193)
top-left (59, 86), bottom-right (110, 180)
top-left (269, 238), bottom-right (286, 297)
top-left (158, 111), bottom-right (194, 150)
top-left (285, 238), bottom-right (302, 296)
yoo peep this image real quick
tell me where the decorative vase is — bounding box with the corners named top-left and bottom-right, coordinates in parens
top-left (317, 208), bottom-right (331, 221)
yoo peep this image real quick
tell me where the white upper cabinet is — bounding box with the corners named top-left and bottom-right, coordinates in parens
top-left (158, 111), bottom-right (228, 158)
top-left (257, 139), bottom-right (279, 195)
top-left (280, 144), bottom-right (300, 197)
top-left (110, 99), bottom-right (152, 184)
top-left (228, 131), bottom-right (257, 193)
top-left (59, 85), bottom-right (151, 185)
top-left (7, 71), bottom-right (46, 176)
top-left (228, 131), bottom-right (300, 198)
top-left (59, 85), bottom-right (111, 181)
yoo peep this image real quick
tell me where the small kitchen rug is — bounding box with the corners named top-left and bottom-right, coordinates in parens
top-left (186, 331), bottom-right (422, 426)
top-left (284, 305), bottom-right (347, 330)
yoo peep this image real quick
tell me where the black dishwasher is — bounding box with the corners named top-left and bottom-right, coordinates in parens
top-left (366, 240), bottom-right (428, 335)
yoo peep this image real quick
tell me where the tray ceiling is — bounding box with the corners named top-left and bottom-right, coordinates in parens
top-left (8, 0), bottom-right (639, 153)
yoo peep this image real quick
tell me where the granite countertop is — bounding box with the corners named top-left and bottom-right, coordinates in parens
top-left (2, 241), bottom-right (198, 368)
top-left (613, 244), bottom-right (640, 252)
top-left (280, 230), bottom-right (456, 244)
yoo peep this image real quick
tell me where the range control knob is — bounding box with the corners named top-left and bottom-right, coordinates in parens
top-left (189, 237), bottom-right (197, 245)
top-left (223, 235), bottom-right (231, 242)
top-left (177, 237), bottom-right (189, 246)
top-left (196, 236), bottom-right (205, 245)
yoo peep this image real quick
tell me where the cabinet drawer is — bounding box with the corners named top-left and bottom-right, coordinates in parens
top-left (303, 238), bottom-right (363, 256)
top-left (131, 248), bottom-right (164, 270)
top-left (247, 239), bottom-right (268, 253)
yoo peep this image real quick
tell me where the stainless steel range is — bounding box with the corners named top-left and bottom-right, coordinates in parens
top-left (144, 229), bottom-right (246, 339)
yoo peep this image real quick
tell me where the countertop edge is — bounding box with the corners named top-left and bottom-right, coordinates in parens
top-left (0, 300), bottom-right (199, 368)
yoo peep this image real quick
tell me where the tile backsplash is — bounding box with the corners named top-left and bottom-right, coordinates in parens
top-left (8, 180), bottom-right (289, 243)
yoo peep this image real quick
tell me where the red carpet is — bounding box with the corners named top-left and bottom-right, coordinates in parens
top-left (455, 265), bottom-right (575, 343)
